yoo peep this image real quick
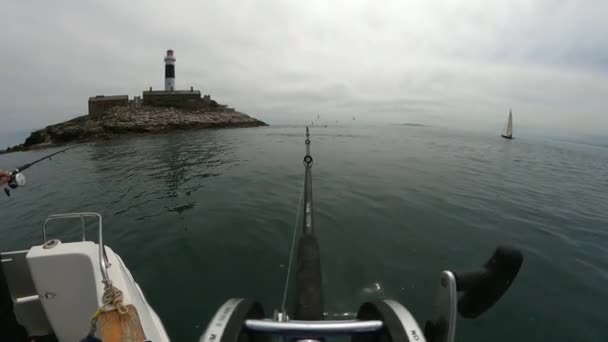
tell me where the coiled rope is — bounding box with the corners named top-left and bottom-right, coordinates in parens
top-left (102, 284), bottom-right (128, 315)
top-left (87, 283), bottom-right (129, 338)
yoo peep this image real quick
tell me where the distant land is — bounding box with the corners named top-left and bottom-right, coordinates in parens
top-left (399, 123), bottom-right (431, 127)
top-left (558, 137), bottom-right (608, 149)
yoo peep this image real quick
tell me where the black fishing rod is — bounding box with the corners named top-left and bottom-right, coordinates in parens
top-left (199, 128), bottom-right (524, 342)
top-left (294, 126), bottom-right (323, 321)
top-left (4, 145), bottom-right (78, 197)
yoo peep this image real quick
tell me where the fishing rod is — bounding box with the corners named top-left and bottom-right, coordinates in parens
top-left (293, 126), bottom-right (323, 322)
top-left (200, 128), bottom-right (524, 342)
top-left (4, 145), bottom-right (78, 197)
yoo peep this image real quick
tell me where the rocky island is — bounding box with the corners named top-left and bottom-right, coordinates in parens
top-left (2, 93), bottom-right (266, 154)
top-left (2, 49), bottom-right (266, 154)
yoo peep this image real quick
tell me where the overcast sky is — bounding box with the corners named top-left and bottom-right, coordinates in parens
top-left (1, 0), bottom-right (606, 143)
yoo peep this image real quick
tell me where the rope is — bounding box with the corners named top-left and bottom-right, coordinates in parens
top-left (102, 284), bottom-right (129, 315)
top-left (86, 283), bottom-right (129, 338)
top-left (280, 178), bottom-right (305, 313)
top-left (87, 310), bottom-right (102, 338)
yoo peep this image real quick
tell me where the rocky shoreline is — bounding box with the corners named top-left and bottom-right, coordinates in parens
top-left (1, 106), bottom-right (267, 154)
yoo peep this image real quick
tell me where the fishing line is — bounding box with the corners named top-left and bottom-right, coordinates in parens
top-left (280, 177), bottom-right (305, 313)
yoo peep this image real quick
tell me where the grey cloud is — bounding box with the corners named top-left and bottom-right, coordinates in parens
top-left (1, 0), bottom-right (607, 142)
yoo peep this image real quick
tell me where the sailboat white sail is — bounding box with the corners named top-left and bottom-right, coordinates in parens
top-left (501, 109), bottom-right (514, 139)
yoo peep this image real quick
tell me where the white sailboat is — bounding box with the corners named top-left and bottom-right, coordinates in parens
top-left (501, 109), bottom-right (514, 139)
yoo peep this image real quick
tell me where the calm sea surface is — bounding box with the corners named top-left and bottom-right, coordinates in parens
top-left (1, 125), bottom-right (607, 341)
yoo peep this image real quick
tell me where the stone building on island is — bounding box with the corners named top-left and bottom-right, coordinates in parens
top-left (88, 95), bottom-right (128, 117)
top-left (87, 49), bottom-right (230, 116)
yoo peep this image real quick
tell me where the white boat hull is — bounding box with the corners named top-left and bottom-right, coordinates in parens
top-left (0, 213), bottom-right (170, 341)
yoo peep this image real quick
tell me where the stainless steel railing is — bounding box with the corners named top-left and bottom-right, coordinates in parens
top-left (245, 319), bottom-right (384, 335)
top-left (42, 212), bottom-right (111, 285)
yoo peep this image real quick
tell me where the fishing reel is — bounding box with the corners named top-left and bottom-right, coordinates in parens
top-left (4, 171), bottom-right (26, 197)
top-left (2, 145), bottom-right (77, 197)
top-left (199, 246), bottom-right (523, 342)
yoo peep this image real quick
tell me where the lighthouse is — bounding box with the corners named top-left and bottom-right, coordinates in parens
top-left (164, 49), bottom-right (176, 91)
